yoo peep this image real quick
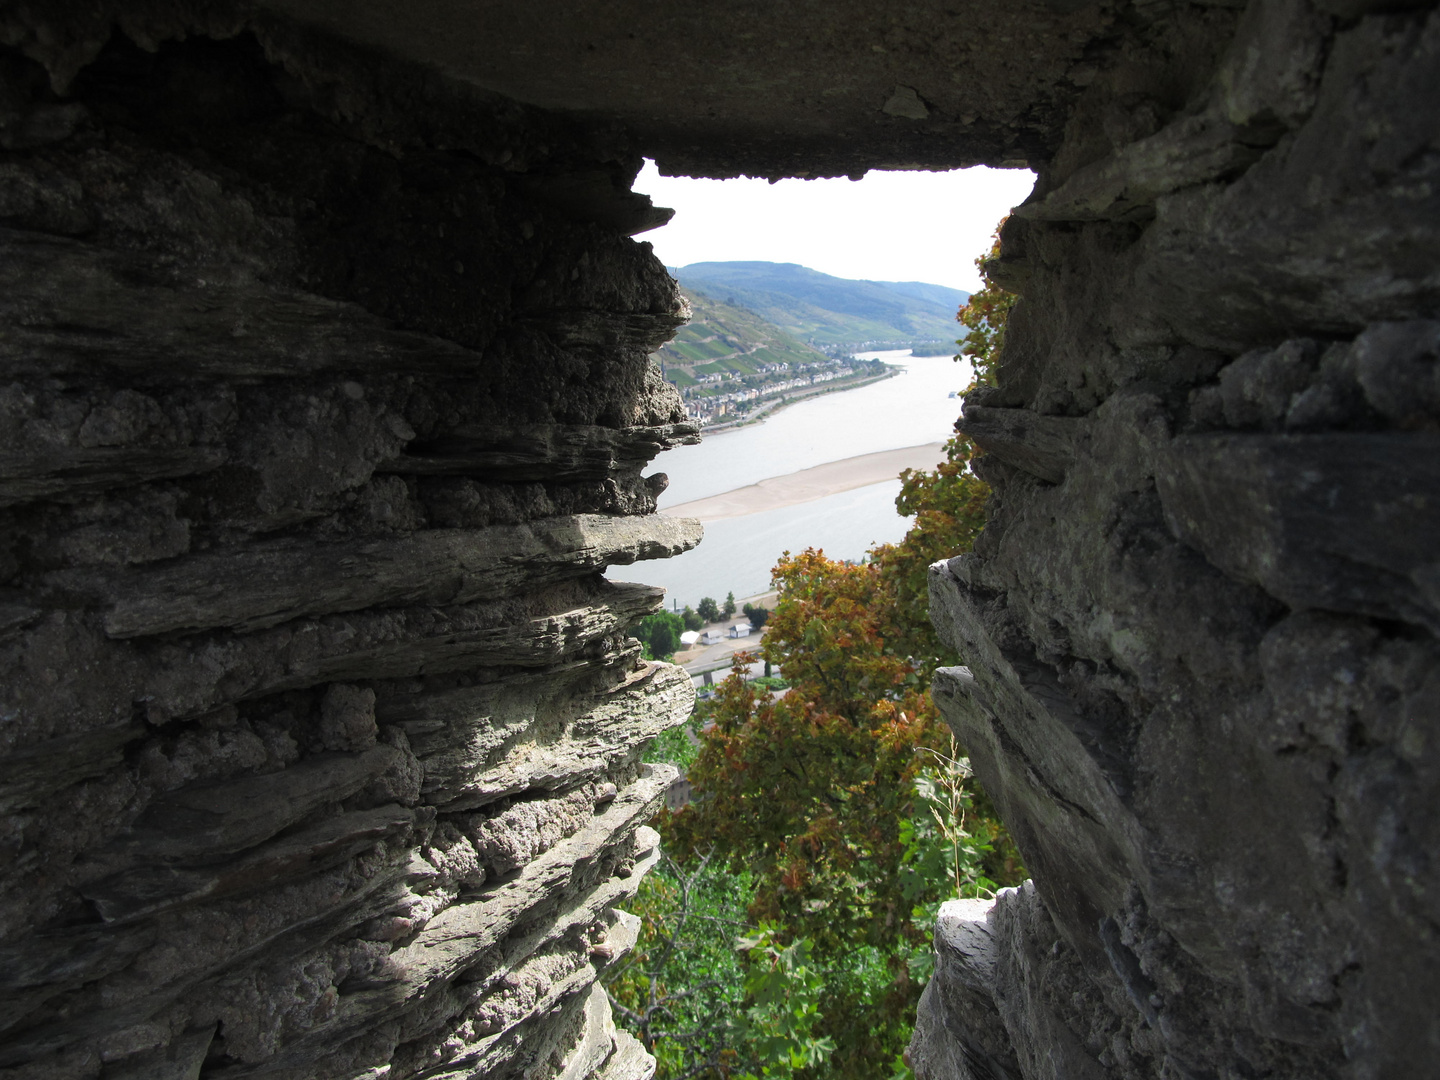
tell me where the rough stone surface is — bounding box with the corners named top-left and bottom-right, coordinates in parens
top-left (257, 0), bottom-right (1124, 178)
top-left (914, 4), bottom-right (1440, 1078)
top-left (0, 11), bottom-right (698, 1078)
top-left (1, 1), bottom-right (1435, 1079)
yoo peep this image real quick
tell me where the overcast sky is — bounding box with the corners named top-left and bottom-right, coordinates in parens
top-left (633, 161), bottom-right (1035, 293)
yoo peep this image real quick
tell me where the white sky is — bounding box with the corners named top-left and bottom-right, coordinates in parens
top-left (633, 161), bottom-right (1035, 293)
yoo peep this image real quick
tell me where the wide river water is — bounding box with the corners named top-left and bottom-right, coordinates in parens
top-left (609, 351), bottom-right (973, 610)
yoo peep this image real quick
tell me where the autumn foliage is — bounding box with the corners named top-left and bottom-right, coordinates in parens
top-left (623, 219), bottom-right (1024, 1080)
top-left (667, 555), bottom-right (939, 950)
top-left (660, 435), bottom-right (1022, 1077)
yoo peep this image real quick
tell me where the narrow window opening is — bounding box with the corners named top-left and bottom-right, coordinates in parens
top-left (611, 160), bottom-right (1035, 613)
top-left (607, 162), bottom-right (1037, 1080)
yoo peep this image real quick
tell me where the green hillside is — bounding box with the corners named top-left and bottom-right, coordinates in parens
top-left (674, 262), bottom-right (969, 350)
top-left (655, 286), bottom-right (829, 374)
top-left (653, 286), bottom-right (890, 427)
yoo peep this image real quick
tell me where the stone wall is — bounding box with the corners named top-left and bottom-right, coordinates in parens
top-left (0, 11), bottom-right (697, 1079)
top-left (2, 1), bottom-right (1436, 1078)
top-left (913, 2), bottom-right (1439, 1078)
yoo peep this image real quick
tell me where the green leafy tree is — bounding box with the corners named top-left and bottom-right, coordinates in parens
top-left (659, 435), bottom-right (1019, 1080)
top-left (635, 610), bottom-right (686, 661)
top-left (628, 224), bottom-right (1022, 1080)
top-left (612, 716), bottom-right (830, 1080)
top-left (954, 219), bottom-right (1014, 390)
top-left (663, 452), bottom-right (1021, 1074)
top-left (605, 851), bottom-right (753, 1079)
top-left (742, 603), bottom-right (770, 630)
top-left (887, 434), bottom-right (991, 657)
top-left (724, 591), bottom-right (738, 618)
top-left (683, 606), bottom-right (704, 632)
top-left (697, 596), bottom-right (722, 623)
top-left (734, 927), bottom-right (836, 1079)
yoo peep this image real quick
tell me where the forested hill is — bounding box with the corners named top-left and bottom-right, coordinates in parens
top-left (673, 261), bottom-right (969, 350)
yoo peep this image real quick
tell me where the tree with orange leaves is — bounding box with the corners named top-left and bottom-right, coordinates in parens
top-left (661, 441), bottom-right (1021, 1078)
top-left (668, 550), bottom-right (940, 953)
top-left (630, 220), bottom-right (1024, 1080)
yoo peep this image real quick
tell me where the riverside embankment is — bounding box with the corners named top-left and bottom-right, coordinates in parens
top-left (695, 364), bottom-right (897, 435)
top-left (609, 351), bottom-right (971, 608)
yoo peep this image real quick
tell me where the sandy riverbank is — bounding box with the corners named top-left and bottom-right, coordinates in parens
top-left (662, 442), bottom-right (945, 522)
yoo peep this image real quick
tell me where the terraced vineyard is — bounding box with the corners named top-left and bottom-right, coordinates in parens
top-left (655, 286), bottom-right (828, 389)
top-left (653, 287), bottom-right (886, 426)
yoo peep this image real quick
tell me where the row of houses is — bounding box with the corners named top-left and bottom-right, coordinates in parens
top-left (682, 365), bottom-right (856, 425)
top-left (684, 359), bottom-right (806, 391)
top-left (679, 620), bottom-right (754, 647)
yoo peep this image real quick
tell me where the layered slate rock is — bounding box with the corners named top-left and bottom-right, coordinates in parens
top-left (4, 0), bottom-right (1437, 1078)
top-left (261, 0), bottom-right (1122, 178)
top-left (915, 4), bottom-right (1440, 1078)
top-left (0, 12), bottom-right (696, 1079)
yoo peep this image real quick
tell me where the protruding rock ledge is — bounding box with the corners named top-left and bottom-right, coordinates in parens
top-left (381, 423), bottom-right (700, 482)
top-left (386, 659), bottom-right (696, 810)
top-left (140, 579), bottom-right (668, 721)
top-left (956, 406), bottom-right (1090, 485)
top-left (0, 229), bottom-right (498, 381)
top-left (909, 886), bottom-right (1124, 1080)
top-left (95, 514), bottom-right (703, 638)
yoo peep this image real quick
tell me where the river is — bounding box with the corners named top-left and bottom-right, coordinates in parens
top-left (608, 351), bottom-right (972, 610)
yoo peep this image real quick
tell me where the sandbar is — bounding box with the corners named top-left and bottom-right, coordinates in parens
top-left (662, 443), bottom-right (945, 522)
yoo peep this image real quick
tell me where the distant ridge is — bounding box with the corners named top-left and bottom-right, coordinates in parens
top-left (652, 286), bottom-right (891, 427)
top-left (673, 261), bottom-right (968, 349)
top-left (869, 279), bottom-right (969, 309)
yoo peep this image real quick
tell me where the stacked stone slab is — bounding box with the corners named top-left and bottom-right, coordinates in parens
top-left (914, 2), bottom-right (1440, 1078)
top-left (0, 9), bottom-right (696, 1078)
